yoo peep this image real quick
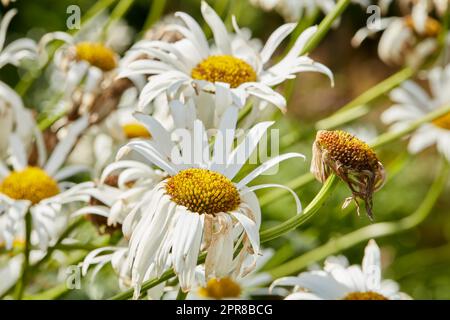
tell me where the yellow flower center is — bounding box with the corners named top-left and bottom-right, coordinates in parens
top-left (191, 55), bottom-right (257, 88)
top-left (75, 42), bottom-right (117, 71)
top-left (198, 277), bottom-right (242, 299)
top-left (316, 130), bottom-right (380, 171)
top-left (0, 167), bottom-right (60, 204)
top-left (405, 15), bottom-right (441, 37)
top-left (122, 123), bottom-right (152, 139)
top-left (165, 168), bottom-right (240, 215)
top-left (343, 291), bottom-right (388, 300)
top-left (432, 112), bottom-right (450, 130)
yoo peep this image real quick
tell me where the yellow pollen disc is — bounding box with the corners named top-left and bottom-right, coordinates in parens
top-left (0, 167), bottom-right (60, 204)
top-left (343, 291), bottom-right (388, 300)
top-left (191, 55), bottom-right (257, 88)
top-left (405, 15), bottom-right (441, 37)
top-left (122, 123), bottom-right (152, 139)
top-left (75, 42), bottom-right (117, 71)
top-left (432, 112), bottom-right (450, 130)
top-left (316, 130), bottom-right (380, 171)
top-left (165, 168), bottom-right (240, 215)
top-left (198, 277), bottom-right (242, 299)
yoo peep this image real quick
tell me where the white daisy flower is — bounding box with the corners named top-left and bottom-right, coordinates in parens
top-left (270, 239), bottom-right (411, 300)
top-left (249, 0), bottom-right (369, 23)
top-left (40, 30), bottom-right (122, 117)
top-left (66, 86), bottom-right (173, 175)
top-left (0, 9), bottom-right (39, 157)
top-left (119, 1), bottom-right (333, 126)
top-left (81, 245), bottom-right (170, 299)
top-left (0, 116), bottom-right (90, 250)
top-left (352, 13), bottom-right (441, 66)
top-left (116, 101), bottom-right (304, 296)
top-left (188, 248), bottom-right (279, 300)
top-left (381, 65), bottom-right (450, 161)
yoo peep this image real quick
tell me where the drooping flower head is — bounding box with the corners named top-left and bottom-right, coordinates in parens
top-left (311, 130), bottom-right (385, 219)
top-left (107, 100), bottom-right (304, 297)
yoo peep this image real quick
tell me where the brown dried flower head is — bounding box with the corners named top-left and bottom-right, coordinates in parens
top-left (311, 130), bottom-right (386, 220)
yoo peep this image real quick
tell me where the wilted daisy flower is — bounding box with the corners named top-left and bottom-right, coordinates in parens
top-left (311, 130), bottom-right (385, 219)
top-left (352, 13), bottom-right (441, 66)
top-left (271, 239), bottom-right (410, 300)
top-left (382, 65), bottom-right (450, 161)
top-left (116, 102), bottom-right (303, 296)
top-left (119, 1), bottom-right (333, 125)
top-left (0, 116), bottom-right (90, 250)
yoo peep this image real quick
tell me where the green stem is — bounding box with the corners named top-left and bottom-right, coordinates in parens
top-left (141, 0), bottom-right (167, 33)
top-left (13, 211), bottom-right (32, 300)
top-left (267, 159), bottom-right (449, 279)
top-left (385, 243), bottom-right (450, 280)
top-left (316, 67), bottom-right (415, 130)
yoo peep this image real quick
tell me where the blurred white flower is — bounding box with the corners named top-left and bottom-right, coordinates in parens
top-left (119, 1), bottom-right (333, 128)
top-left (188, 248), bottom-right (279, 300)
top-left (270, 239), bottom-right (410, 300)
top-left (249, 0), bottom-right (369, 22)
top-left (0, 116), bottom-right (90, 250)
top-left (40, 31), bottom-right (120, 116)
top-left (352, 13), bottom-right (441, 67)
top-left (382, 65), bottom-right (450, 161)
top-left (114, 102), bottom-right (303, 297)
